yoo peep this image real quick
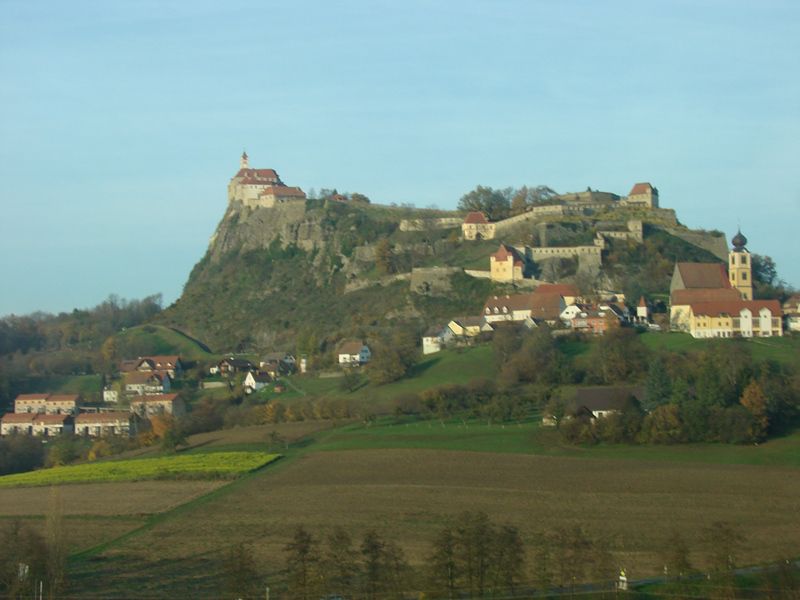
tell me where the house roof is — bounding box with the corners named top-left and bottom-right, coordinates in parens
top-left (537, 283), bottom-right (580, 297)
top-left (47, 394), bottom-right (79, 404)
top-left (15, 393), bottom-right (50, 402)
top-left (689, 299), bottom-right (781, 318)
top-left (2, 413), bottom-right (36, 424)
top-left (463, 211), bottom-right (488, 224)
top-left (119, 359), bottom-right (141, 372)
top-left (451, 316), bottom-right (485, 328)
top-left (491, 244), bottom-right (524, 266)
top-left (638, 296), bottom-right (647, 307)
top-left (338, 340), bottom-right (366, 355)
top-left (258, 185), bottom-right (306, 198)
top-left (220, 358), bottom-right (256, 368)
top-left (234, 168), bottom-right (280, 181)
top-left (572, 386), bottom-right (645, 412)
top-left (130, 393), bottom-right (180, 404)
top-left (75, 412), bottom-right (131, 424)
top-left (629, 182), bottom-right (655, 196)
top-left (262, 351), bottom-right (290, 362)
top-left (142, 355), bottom-right (181, 366)
top-left (529, 293), bottom-right (565, 321)
top-left (423, 325), bottom-right (445, 337)
top-left (674, 263), bottom-right (731, 289)
top-left (124, 371), bottom-right (166, 385)
top-left (34, 414), bottom-right (72, 425)
top-left (671, 288), bottom-right (741, 306)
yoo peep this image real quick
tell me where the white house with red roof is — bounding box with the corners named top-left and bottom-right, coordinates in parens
top-left (227, 152), bottom-right (307, 209)
top-left (14, 393), bottom-right (80, 415)
top-left (1, 413), bottom-right (74, 437)
top-left (461, 212), bottom-right (496, 240)
top-left (130, 393), bottom-right (186, 418)
top-left (337, 341), bottom-right (371, 366)
top-left (75, 412), bottom-right (137, 437)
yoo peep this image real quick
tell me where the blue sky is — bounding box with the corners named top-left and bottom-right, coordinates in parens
top-left (1, 0), bottom-right (798, 315)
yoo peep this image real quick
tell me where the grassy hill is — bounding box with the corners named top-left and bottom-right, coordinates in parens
top-left (113, 324), bottom-right (216, 361)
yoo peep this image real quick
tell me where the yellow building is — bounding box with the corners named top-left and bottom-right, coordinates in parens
top-left (687, 300), bottom-right (783, 338)
top-left (728, 230), bottom-right (753, 300)
top-left (489, 244), bottom-right (525, 282)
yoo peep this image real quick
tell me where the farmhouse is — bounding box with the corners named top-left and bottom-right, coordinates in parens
top-left (542, 386), bottom-right (644, 426)
top-left (130, 393), bottom-right (186, 418)
top-left (422, 325), bottom-right (451, 355)
top-left (338, 341), bottom-right (371, 366)
top-left (217, 357), bottom-right (257, 376)
top-left (244, 371), bottom-right (271, 394)
top-left (447, 316), bottom-right (491, 339)
top-left (74, 412), bottom-right (137, 437)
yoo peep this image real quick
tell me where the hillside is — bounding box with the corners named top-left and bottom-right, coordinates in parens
top-left (160, 193), bottom-right (730, 352)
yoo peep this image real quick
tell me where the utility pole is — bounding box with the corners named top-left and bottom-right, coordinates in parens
top-left (265, 585), bottom-right (270, 600)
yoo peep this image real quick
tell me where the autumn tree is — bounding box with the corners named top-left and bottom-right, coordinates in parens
top-left (375, 239), bottom-right (394, 275)
top-left (428, 527), bottom-right (458, 599)
top-left (321, 527), bottom-right (359, 598)
top-left (457, 186), bottom-right (512, 221)
top-left (739, 380), bottom-right (769, 441)
top-left (222, 543), bottom-right (259, 598)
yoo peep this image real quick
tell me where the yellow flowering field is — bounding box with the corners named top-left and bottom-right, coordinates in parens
top-left (0, 452), bottom-right (279, 488)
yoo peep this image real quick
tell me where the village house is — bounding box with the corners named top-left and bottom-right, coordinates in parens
top-left (74, 412), bottom-right (137, 437)
top-left (686, 300), bottom-right (783, 338)
top-left (259, 352), bottom-right (296, 376)
top-left (447, 316), bottom-right (492, 339)
top-left (483, 291), bottom-right (566, 327)
top-left (119, 355), bottom-right (183, 379)
top-left (244, 371), bottom-right (271, 394)
top-left (14, 393), bottom-right (80, 415)
top-left (568, 307), bottom-right (622, 335)
top-left (124, 371), bottom-right (171, 396)
top-left (338, 341), bottom-right (371, 366)
top-left (536, 283), bottom-right (581, 306)
top-left (422, 325), bottom-right (452, 355)
top-left (216, 357), bottom-right (257, 376)
top-left (783, 294), bottom-right (800, 332)
top-left (130, 393), bottom-right (186, 418)
top-left (542, 386), bottom-right (644, 426)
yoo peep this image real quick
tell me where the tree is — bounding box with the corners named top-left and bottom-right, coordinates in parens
top-left (375, 239), bottom-right (394, 275)
top-left (360, 530), bottom-right (386, 600)
top-left (321, 527), bottom-right (359, 598)
top-left (45, 488), bottom-right (67, 598)
top-left (285, 526), bottom-right (319, 600)
top-left (704, 521), bottom-right (745, 574)
top-left (661, 531), bottom-right (692, 581)
top-left (0, 521), bottom-right (48, 598)
top-left (454, 511), bottom-right (494, 597)
top-left (161, 422), bottom-right (187, 453)
top-left (739, 380), bottom-right (769, 441)
top-left (644, 356), bottom-right (672, 411)
top-left (491, 524), bottom-right (526, 595)
top-left (222, 543), bottom-right (259, 598)
top-left (457, 186), bottom-right (512, 221)
top-left (428, 527), bottom-right (458, 599)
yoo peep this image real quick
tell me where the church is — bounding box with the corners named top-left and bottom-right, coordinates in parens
top-left (669, 231), bottom-right (782, 338)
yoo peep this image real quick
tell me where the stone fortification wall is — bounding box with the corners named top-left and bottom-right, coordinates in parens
top-left (410, 267), bottom-right (462, 294)
top-left (400, 217), bottom-right (463, 231)
top-left (664, 228), bottom-right (728, 261)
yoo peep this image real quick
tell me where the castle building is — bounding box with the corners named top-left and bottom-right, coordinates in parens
top-left (622, 182), bottom-right (659, 208)
top-left (461, 212), bottom-right (496, 240)
top-left (489, 244), bottom-right (525, 282)
top-left (728, 230), bottom-right (753, 300)
top-left (227, 152), bottom-right (307, 208)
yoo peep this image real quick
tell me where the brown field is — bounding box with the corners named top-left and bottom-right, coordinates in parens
top-left (81, 448), bottom-right (800, 594)
top-left (0, 480), bottom-right (226, 516)
top-left (184, 420), bottom-right (340, 448)
top-left (2, 516), bottom-right (147, 554)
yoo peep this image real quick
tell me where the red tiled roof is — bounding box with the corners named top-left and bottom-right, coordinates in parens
top-left (75, 412), bottom-right (131, 424)
top-left (258, 185), bottom-right (307, 198)
top-left (629, 182), bottom-right (654, 196)
top-left (671, 288), bottom-right (741, 305)
top-left (2, 413), bottom-right (36, 423)
top-left (34, 414), bottom-right (72, 425)
top-left (674, 263), bottom-right (731, 289)
top-left (124, 371), bottom-right (167, 385)
top-left (131, 393), bottom-right (179, 403)
top-left (451, 316), bottom-right (485, 328)
top-left (529, 292), bottom-right (565, 320)
top-left (463, 211), bottom-right (488, 224)
top-left (15, 393), bottom-right (50, 401)
top-left (537, 283), bottom-right (579, 297)
top-left (491, 244), bottom-right (524, 266)
top-left (689, 299), bottom-right (781, 317)
top-left (47, 394), bottom-right (79, 403)
top-left (235, 168), bottom-right (279, 181)
top-left (338, 340), bottom-right (366, 355)
top-left (484, 293), bottom-right (535, 313)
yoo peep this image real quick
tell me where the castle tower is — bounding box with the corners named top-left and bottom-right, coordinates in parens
top-left (240, 151), bottom-right (249, 170)
top-left (728, 229), bottom-right (753, 300)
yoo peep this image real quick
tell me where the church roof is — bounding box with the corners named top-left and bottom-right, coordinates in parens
top-left (674, 263), bottom-right (730, 289)
top-left (671, 288), bottom-right (741, 305)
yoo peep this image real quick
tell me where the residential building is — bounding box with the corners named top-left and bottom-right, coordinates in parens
top-left (124, 371), bottom-right (171, 396)
top-left (244, 372), bottom-right (271, 394)
top-left (422, 325), bottom-right (446, 355)
top-left (74, 412), bottom-right (136, 437)
top-left (337, 341), bottom-right (371, 365)
top-left (217, 357), bottom-right (257, 375)
top-left (542, 386), bottom-right (644, 426)
top-left (783, 295), bottom-right (800, 332)
top-left (483, 292), bottom-right (566, 326)
top-left (686, 300), bottom-right (783, 339)
top-left (447, 317), bottom-right (492, 338)
top-left (14, 393), bottom-right (80, 415)
top-left (130, 394), bottom-right (186, 418)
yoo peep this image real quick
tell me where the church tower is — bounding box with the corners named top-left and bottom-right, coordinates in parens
top-left (240, 151), bottom-right (249, 170)
top-left (728, 229), bottom-right (753, 300)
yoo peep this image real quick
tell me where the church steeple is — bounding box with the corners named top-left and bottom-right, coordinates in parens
top-left (728, 229), bottom-right (753, 300)
top-left (240, 151), bottom-right (249, 170)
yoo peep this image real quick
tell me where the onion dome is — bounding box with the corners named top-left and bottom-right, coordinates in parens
top-left (731, 229), bottom-right (747, 250)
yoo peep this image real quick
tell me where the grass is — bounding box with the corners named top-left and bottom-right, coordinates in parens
top-left (282, 345), bottom-right (497, 406)
top-left (114, 324), bottom-right (216, 361)
top-left (641, 331), bottom-right (800, 366)
top-left (0, 451), bottom-right (279, 488)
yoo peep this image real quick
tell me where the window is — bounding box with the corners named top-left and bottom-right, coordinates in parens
top-left (742, 272), bottom-right (747, 281)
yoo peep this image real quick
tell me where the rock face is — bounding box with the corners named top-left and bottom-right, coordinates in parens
top-left (208, 201), bottom-right (319, 262)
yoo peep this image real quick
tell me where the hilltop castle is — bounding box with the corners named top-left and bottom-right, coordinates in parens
top-left (227, 152), bottom-right (307, 209)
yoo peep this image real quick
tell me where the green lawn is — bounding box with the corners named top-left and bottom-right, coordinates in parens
top-left (0, 452), bottom-right (280, 488)
top-left (310, 417), bottom-right (800, 467)
top-left (640, 331), bottom-right (800, 366)
top-left (282, 345), bottom-right (497, 405)
top-left (114, 325), bottom-right (217, 361)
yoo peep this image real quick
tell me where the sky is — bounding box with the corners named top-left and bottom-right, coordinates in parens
top-left (0, 0), bottom-right (798, 316)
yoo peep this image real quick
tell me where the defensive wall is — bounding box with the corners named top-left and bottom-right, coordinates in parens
top-left (400, 217), bottom-right (463, 231)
